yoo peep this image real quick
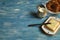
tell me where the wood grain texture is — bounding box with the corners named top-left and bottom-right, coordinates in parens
top-left (0, 0), bottom-right (60, 40)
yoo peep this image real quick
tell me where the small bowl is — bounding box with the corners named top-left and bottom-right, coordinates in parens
top-left (43, 0), bottom-right (60, 14)
top-left (37, 4), bottom-right (47, 18)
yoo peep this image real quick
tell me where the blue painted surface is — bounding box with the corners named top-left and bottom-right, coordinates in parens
top-left (0, 0), bottom-right (60, 40)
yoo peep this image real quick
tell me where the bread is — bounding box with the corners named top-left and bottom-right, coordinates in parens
top-left (46, 18), bottom-right (60, 32)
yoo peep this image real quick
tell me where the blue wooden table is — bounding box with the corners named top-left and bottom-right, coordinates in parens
top-left (0, 0), bottom-right (60, 40)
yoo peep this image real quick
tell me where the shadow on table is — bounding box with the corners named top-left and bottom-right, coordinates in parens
top-left (39, 25), bottom-right (54, 36)
top-left (29, 11), bottom-right (42, 19)
top-left (28, 25), bottom-right (53, 36)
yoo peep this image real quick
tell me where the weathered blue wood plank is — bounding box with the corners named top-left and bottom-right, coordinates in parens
top-left (0, 0), bottom-right (60, 40)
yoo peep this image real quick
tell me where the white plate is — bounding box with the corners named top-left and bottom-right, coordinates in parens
top-left (42, 17), bottom-right (60, 35)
